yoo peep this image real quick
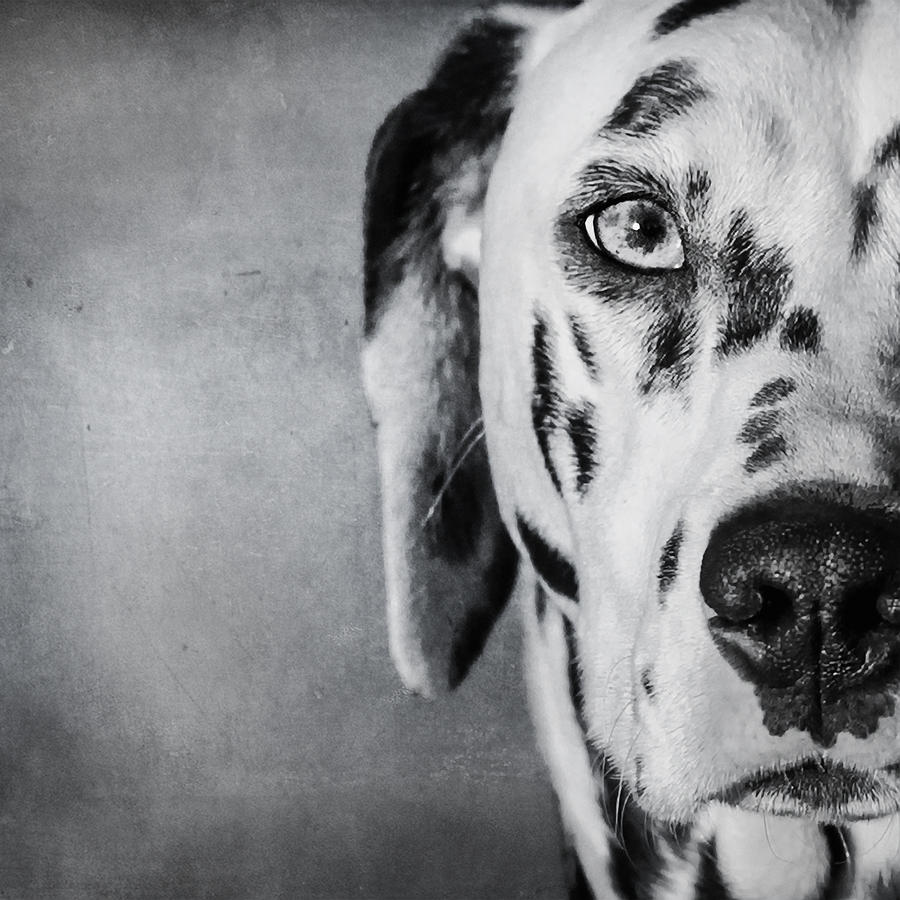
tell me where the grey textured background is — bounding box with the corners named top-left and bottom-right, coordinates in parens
top-left (0, 1), bottom-right (564, 897)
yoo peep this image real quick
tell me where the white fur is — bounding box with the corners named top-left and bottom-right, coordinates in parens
top-left (370, 0), bottom-right (900, 895)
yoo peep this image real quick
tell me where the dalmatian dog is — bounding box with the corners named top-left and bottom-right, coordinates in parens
top-left (361, 0), bottom-right (900, 896)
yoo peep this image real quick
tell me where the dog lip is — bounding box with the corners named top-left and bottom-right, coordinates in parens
top-left (711, 758), bottom-right (900, 821)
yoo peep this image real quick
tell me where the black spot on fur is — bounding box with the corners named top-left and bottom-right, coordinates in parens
top-left (750, 376), bottom-right (796, 407)
top-left (535, 584), bottom-right (548, 622)
top-left (653, 0), bottom-right (747, 37)
top-left (641, 668), bottom-right (655, 698)
top-left (558, 631), bottom-right (665, 897)
top-left (569, 314), bottom-right (601, 379)
top-left (600, 757), bottom-right (667, 900)
top-left (585, 748), bottom-right (691, 900)
top-left (634, 757), bottom-right (645, 796)
top-left (780, 307), bottom-right (821, 353)
top-left (744, 434), bottom-right (788, 473)
top-left (821, 826), bottom-right (854, 900)
top-left (562, 615), bottom-right (588, 732)
top-left (658, 522), bottom-right (684, 595)
top-left (717, 211), bottom-right (792, 356)
top-left (447, 527), bottom-right (519, 688)
top-left (643, 305), bottom-right (698, 392)
top-left (568, 402), bottom-right (599, 495)
top-left (685, 166), bottom-right (711, 218)
top-left (516, 513), bottom-right (579, 600)
top-left (604, 60), bottom-right (708, 137)
top-left (826, 0), bottom-right (866, 19)
top-left (874, 123), bottom-right (900, 169)
top-left (851, 182), bottom-right (878, 260)
top-left (694, 840), bottom-right (735, 899)
top-left (532, 314), bottom-right (564, 494)
top-left (533, 314), bottom-right (601, 493)
top-left (363, 15), bottom-right (522, 335)
top-left (739, 409), bottom-right (781, 445)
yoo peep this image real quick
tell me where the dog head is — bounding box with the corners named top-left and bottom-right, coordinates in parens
top-left (363, 0), bottom-right (900, 826)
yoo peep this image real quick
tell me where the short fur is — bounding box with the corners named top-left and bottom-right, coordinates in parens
top-left (362, 1), bottom-right (900, 896)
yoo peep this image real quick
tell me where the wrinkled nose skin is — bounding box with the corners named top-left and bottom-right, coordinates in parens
top-left (700, 497), bottom-right (900, 747)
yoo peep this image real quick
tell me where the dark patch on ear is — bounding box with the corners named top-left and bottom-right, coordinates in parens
top-left (532, 314), bottom-right (564, 494)
top-left (653, 0), bottom-right (747, 37)
top-left (826, 0), bottom-right (866, 19)
top-left (535, 584), bottom-right (547, 622)
top-left (516, 513), bottom-right (579, 600)
top-left (603, 60), bottom-right (708, 137)
top-left (821, 826), bottom-right (854, 900)
top-left (364, 94), bottom-right (426, 335)
top-left (569, 314), bottom-right (601, 379)
top-left (780, 307), bottom-right (821, 353)
top-left (404, 413), bottom-right (520, 692)
top-left (448, 527), bottom-right (519, 688)
top-left (424, 438), bottom-right (483, 561)
top-left (750, 376), bottom-right (796, 407)
top-left (744, 434), bottom-right (788, 473)
top-left (851, 182), bottom-right (878, 260)
top-left (643, 304), bottom-right (698, 392)
top-left (694, 840), bottom-right (735, 899)
top-left (717, 211), bottom-right (792, 356)
top-left (363, 15), bottom-right (523, 336)
top-left (364, 12), bottom-right (532, 697)
top-left (739, 409), bottom-right (780, 445)
top-left (567, 401), bottom-right (599, 495)
top-left (658, 522), bottom-right (684, 596)
top-left (641, 668), bottom-right (655, 698)
top-left (874, 123), bottom-right (900, 169)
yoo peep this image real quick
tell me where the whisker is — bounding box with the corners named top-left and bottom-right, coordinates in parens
top-left (860, 813), bottom-right (898, 856)
top-left (761, 812), bottom-right (790, 863)
top-left (450, 415), bottom-right (486, 460)
top-left (421, 419), bottom-right (485, 528)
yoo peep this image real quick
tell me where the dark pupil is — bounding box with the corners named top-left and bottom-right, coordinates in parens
top-left (625, 204), bottom-right (667, 252)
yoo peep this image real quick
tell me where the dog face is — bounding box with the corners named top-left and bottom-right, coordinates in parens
top-left (363, 0), bottom-right (900, 840)
top-left (479, 0), bottom-right (900, 824)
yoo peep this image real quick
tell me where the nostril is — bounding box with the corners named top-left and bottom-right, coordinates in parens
top-left (702, 577), bottom-right (792, 624)
top-left (841, 578), bottom-right (889, 637)
top-left (877, 581), bottom-right (900, 626)
top-left (755, 581), bottom-right (793, 625)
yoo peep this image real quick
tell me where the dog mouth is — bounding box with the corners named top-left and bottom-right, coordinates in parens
top-left (711, 758), bottom-right (900, 821)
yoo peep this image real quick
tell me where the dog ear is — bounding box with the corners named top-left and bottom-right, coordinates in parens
top-left (361, 9), bottom-right (567, 696)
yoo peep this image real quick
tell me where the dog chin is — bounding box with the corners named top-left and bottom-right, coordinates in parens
top-left (709, 759), bottom-right (900, 823)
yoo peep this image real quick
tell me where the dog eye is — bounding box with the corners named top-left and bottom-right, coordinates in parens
top-left (583, 200), bottom-right (684, 271)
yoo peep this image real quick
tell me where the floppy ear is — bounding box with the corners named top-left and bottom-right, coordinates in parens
top-left (362, 8), bottom-right (567, 696)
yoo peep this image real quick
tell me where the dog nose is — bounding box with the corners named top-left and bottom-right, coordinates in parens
top-left (699, 497), bottom-right (900, 746)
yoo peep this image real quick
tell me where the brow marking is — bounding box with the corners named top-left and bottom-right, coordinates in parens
top-left (653, 0), bottom-right (747, 38)
top-left (603, 60), bottom-right (708, 137)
